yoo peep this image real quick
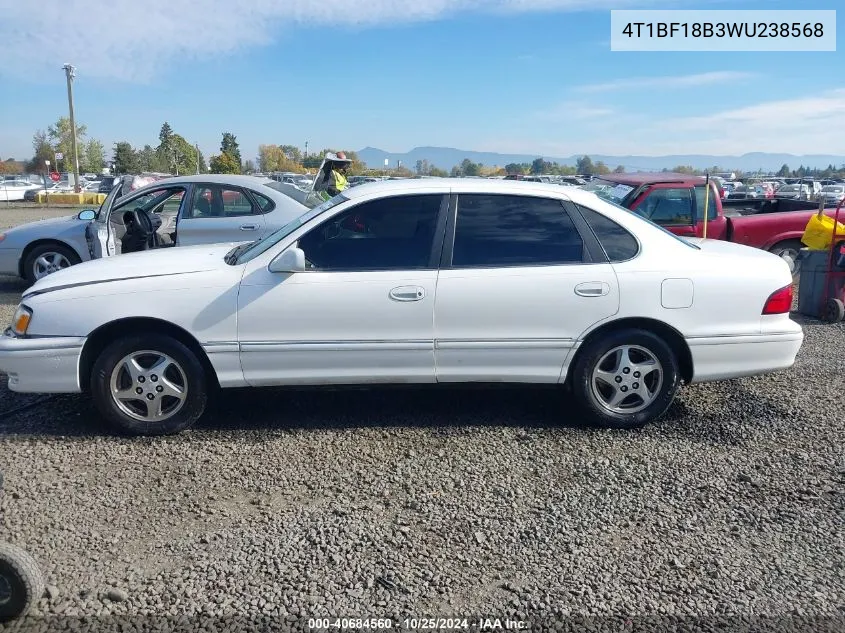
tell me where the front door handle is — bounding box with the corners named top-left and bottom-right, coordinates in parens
top-left (389, 286), bottom-right (425, 302)
top-left (574, 282), bottom-right (610, 297)
top-left (240, 224), bottom-right (259, 230)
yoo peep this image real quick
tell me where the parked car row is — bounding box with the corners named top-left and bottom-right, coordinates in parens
top-left (0, 176), bottom-right (802, 437)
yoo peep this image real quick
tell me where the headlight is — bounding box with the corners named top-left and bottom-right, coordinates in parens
top-left (12, 305), bottom-right (32, 336)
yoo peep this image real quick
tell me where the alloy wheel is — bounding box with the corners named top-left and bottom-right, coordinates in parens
top-left (109, 350), bottom-right (188, 422)
top-left (590, 345), bottom-right (664, 415)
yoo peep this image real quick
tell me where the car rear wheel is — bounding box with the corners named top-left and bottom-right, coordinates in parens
top-left (90, 334), bottom-right (208, 436)
top-left (22, 243), bottom-right (81, 284)
top-left (769, 239), bottom-right (802, 277)
top-left (570, 329), bottom-right (680, 430)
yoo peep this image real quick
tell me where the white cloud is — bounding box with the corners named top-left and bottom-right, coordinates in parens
top-left (576, 71), bottom-right (756, 93)
top-left (0, 0), bottom-right (700, 81)
top-left (658, 89), bottom-right (845, 154)
top-left (480, 89), bottom-right (845, 156)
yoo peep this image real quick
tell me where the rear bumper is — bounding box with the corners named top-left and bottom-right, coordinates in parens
top-left (0, 329), bottom-right (84, 393)
top-left (687, 325), bottom-right (804, 383)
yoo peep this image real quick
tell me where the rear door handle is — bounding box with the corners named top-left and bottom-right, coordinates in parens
top-left (574, 282), bottom-right (610, 297)
top-left (389, 286), bottom-right (425, 302)
top-left (240, 224), bottom-right (258, 230)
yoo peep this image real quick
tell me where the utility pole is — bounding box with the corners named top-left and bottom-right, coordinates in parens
top-left (304, 141), bottom-right (308, 159)
top-left (62, 63), bottom-right (81, 193)
top-left (195, 143), bottom-right (200, 174)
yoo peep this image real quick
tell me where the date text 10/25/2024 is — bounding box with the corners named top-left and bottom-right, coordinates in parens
top-left (307, 618), bottom-right (529, 630)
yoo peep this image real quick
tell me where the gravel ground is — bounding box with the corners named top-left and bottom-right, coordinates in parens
top-left (0, 205), bottom-right (843, 632)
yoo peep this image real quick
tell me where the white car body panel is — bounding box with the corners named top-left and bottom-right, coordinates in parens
top-left (0, 179), bottom-right (803, 400)
top-left (433, 263), bottom-right (619, 382)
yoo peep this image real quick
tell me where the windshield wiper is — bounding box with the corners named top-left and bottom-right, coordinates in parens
top-left (224, 242), bottom-right (253, 265)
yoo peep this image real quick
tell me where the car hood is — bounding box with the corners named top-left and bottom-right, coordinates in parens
top-left (3, 214), bottom-right (81, 236)
top-left (22, 243), bottom-right (238, 298)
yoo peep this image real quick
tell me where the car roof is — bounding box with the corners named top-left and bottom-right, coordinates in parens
top-left (595, 172), bottom-right (708, 186)
top-left (123, 173), bottom-right (306, 209)
top-left (140, 174), bottom-right (277, 187)
top-left (341, 176), bottom-right (613, 207)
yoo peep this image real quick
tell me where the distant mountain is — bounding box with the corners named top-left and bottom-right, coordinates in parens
top-left (357, 146), bottom-right (845, 173)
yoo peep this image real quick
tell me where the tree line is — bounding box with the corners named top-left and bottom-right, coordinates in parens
top-left (5, 127), bottom-right (845, 181)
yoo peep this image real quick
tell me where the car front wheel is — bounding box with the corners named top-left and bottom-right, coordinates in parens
top-left (22, 243), bottom-right (81, 284)
top-left (90, 334), bottom-right (208, 436)
top-left (570, 329), bottom-right (680, 430)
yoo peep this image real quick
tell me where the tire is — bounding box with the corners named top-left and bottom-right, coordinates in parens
top-left (823, 298), bottom-right (845, 323)
top-left (22, 243), bottom-right (81, 285)
top-left (0, 542), bottom-right (45, 623)
top-left (570, 328), bottom-right (680, 430)
top-left (768, 239), bottom-right (803, 277)
top-left (90, 334), bottom-right (208, 436)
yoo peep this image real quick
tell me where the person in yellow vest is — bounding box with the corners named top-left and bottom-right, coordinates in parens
top-left (326, 152), bottom-right (351, 197)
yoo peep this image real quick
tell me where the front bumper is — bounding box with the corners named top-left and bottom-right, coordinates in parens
top-left (0, 248), bottom-right (20, 277)
top-left (0, 329), bottom-right (85, 393)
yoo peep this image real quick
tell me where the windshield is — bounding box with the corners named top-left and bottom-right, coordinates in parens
top-left (233, 193), bottom-right (349, 265)
top-left (581, 178), bottom-right (635, 205)
top-left (822, 186), bottom-right (844, 193)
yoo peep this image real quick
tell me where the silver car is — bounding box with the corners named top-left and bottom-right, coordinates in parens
top-left (0, 174), bottom-right (307, 284)
top-left (820, 185), bottom-right (845, 206)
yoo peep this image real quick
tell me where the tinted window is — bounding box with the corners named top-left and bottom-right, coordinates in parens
top-left (298, 194), bottom-right (442, 271)
top-left (693, 185), bottom-right (718, 221)
top-left (452, 194), bottom-right (584, 267)
top-left (252, 191), bottom-right (275, 212)
top-left (635, 188), bottom-right (693, 225)
top-left (576, 204), bottom-right (639, 261)
top-left (186, 185), bottom-right (256, 219)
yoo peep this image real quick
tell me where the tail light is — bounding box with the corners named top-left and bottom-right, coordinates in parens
top-left (762, 285), bottom-right (793, 315)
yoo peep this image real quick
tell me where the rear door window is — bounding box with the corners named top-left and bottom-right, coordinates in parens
top-left (451, 194), bottom-right (585, 267)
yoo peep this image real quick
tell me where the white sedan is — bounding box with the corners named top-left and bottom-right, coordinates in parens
top-left (0, 179), bottom-right (803, 435)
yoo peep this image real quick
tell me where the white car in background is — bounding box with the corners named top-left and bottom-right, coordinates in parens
top-left (0, 179), bottom-right (803, 436)
top-left (0, 179), bottom-right (41, 202)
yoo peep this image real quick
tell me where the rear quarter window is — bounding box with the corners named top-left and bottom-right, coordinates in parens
top-left (575, 204), bottom-right (639, 262)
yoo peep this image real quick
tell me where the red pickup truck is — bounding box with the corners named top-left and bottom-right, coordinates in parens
top-left (585, 173), bottom-right (840, 269)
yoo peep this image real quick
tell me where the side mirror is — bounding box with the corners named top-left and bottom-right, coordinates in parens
top-left (77, 209), bottom-right (96, 220)
top-left (268, 247), bottom-right (306, 273)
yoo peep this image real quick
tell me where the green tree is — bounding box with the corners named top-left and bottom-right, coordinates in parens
top-left (429, 166), bottom-right (448, 177)
top-left (220, 132), bottom-right (242, 170)
top-left (777, 164), bottom-right (790, 177)
top-left (167, 134), bottom-right (201, 174)
top-left (575, 155), bottom-right (594, 175)
top-left (504, 162), bottom-right (524, 175)
top-left (459, 158), bottom-right (480, 176)
top-left (113, 142), bottom-right (140, 174)
top-left (531, 157), bottom-right (551, 174)
top-left (83, 139), bottom-right (105, 173)
top-left (28, 130), bottom-right (54, 173)
top-left (47, 117), bottom-right (87, 172)
top-left (279, 144), bottom-right (302, 164)
top-left (244, 159), bottom-right (256, 173)
top-left (593, 161), bottom-right (611, 175)
top-left (613, 164), bottom-right (625, 173)
top-left (159, 122), bottom-right (174, 150)
top-left (209, 151), bottom-right (240, 174)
